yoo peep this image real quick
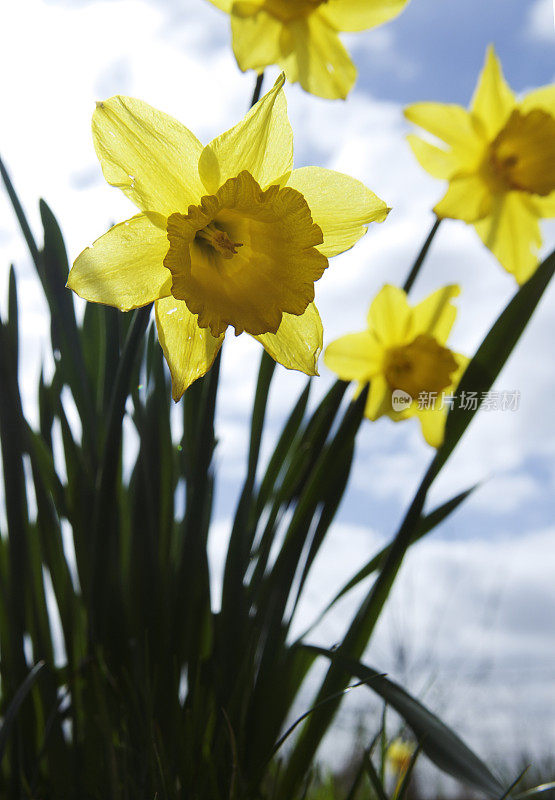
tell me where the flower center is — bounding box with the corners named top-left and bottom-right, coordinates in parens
top-left (483, 109), bottom-right (555, 196)
top-left (384, 334), bottom-right (458, 399)
top-left (260, 0), bottom-right (327, 22)
top-left (196, 222), bottom-right (243, 259)
top-left (164, 170), bottom-right (327, 338)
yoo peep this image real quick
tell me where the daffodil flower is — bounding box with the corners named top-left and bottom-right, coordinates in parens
top-left (386, 739), bottom-right (415, 775)
top-left (324, 285), bottom-right (468, 447)
top-left (67, 76), bottom-right (388, 400)
top-left (405, 46), bottom-right (555, 283)
top-left (206, 0), bottom-right (409, 100)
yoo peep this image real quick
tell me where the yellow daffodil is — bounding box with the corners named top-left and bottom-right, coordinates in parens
top-left (405, 46), bottom-right (555, 283)
top-left (386, 739), bottom-right (415, 775)
top-left (206, 0), bottom-right (409, 100)
top-left (67, 76), bottom-right (388, 400)
top-left (324, 285), bottom-right (468, 447)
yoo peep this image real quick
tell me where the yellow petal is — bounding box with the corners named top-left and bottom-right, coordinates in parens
top-left (230, 8), bottom-right (283, 71)
top-left (417, 406), bottom-right (448, 448)
top-left (286, 14), bottom-right (357, 99)
top-left (67, 214), bottom-right (172, 311)
top-left (434, 175), bottom-right (492, 223)
top-left (324, 331), bottom-right (382, 382)
top-left (404, 103), bottom-right (484, 170)
top-left (488, 109), bottom-right (555, 197)
top-left (451, 352), bottom-right (470, 388)
top-left (406, 135), bottom-right (457, 180)
top-left (198, 74), bottom-right (293, 194)
top-left (364, 374), bottom-right (391, 420)
top-left (474, 193), bottom-right (542, 283)
top-left (232, 0), bottom-right (265, 13)
top-left (286, 167), bottom-right (388, 257)
top-left (276, 26), bottom-right (300, 84)
top-left (471, 45), bottom-right (516, 138)
top-left (253, 302), bottom-right (323, 375)
top-left (367, 285), bottom-right (413, 347)
top-left (207, 0), bottom-right (233, 10)
top-left (412, 285), bottom-right (460, 344)
top-left (322, 0), bottom-right (409, 32)
top-left (531, 190), bottom-right (555, 218)
top-left (520, 86), bottom-right (555, 116)
top-left (92, 96), bottom-right (204, 216)
top-left (155, 296), bottom-right (224, 401)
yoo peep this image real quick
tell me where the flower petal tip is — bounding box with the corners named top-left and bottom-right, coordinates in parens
top-left (381, 206), bottom-right (392, 221)
top-left (275, 72), bottom-right (286, 91)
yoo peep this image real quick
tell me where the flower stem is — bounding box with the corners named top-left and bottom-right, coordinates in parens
top-left (402, 216), bottom-right (442, 295)
top-left (250, 72), bottom-right (265, 108)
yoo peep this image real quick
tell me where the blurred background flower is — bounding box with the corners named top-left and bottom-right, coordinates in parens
top-left (204, 0), bottom-right (409, 99)
top-left (405, 46), bottom-right (555, 283)
top-left (387, 738), bottom-right (415, 775)
top-left (324, 284), bottom-right (467, 447)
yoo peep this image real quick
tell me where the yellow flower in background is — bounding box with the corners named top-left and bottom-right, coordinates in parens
top-left (324, 285), bottom-right (468, 447)
top-left (405, 46), bottom-right (555, 284)
top-left (386, 738), bottom-right (415, 775)
top-left (206, 0), bottom-right (409, 100)
top-left (67, 76), bottom-right (388, 400)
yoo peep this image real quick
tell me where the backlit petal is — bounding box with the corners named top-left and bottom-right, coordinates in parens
top-left (287, 14), bottom-right (357, 100)
top-left (520, 86), bottom-right (555, 117)
top-left (206, 0), bottom-right (233, 10)
top-left (404, 103), bottom-right (484, 170)
top-left (155, 296), bottom-right (224, 401)
top-left (92, 96), bottom-right (204, 216)
top-left (364, 374), bottom-right (391, 420)
top-left (367, 285), bottom-right (413, 347)
top-left (67, 214), bottom-right (172, 311)
top-left (253, 302), bottom-right (323, 375)
top-left (531, 191), bottom-right (555, 218)
top-left (198, 74), bottom-right (293, 194)
top-left (451, 352), bottom-right (470, 388)
top-left (324, 331), bottom-right (382, 381)
top-left (474, 193), bottom-right (542, 283)
top-left (417, 406), bottom-right (447, 448)
top-left (230, 8), bottom-right (283, 71)
top-left (321, 0), bottom-right (409, 32)
top-left (412, 285), bottom-right (460, 344)
top-left (471, 45), bottom-right (516, 138)
top-left (406, 135), bottom-right (457, 180)
top-left (434, 175), bottom-right (492, 222)
top-left (286, 167), bottom-right (389, 257)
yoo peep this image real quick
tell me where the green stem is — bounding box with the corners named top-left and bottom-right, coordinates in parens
top-left (0, 155), bottom-right (41, 270)
top-left (251, 72), bottom-right (264, 108)
top-left (402, 216), bottom-right (442, 294)
top-left (89, 303), bottom-right (152, 647)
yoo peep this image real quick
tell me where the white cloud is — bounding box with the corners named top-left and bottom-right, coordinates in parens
top-left (525, 0), bottom-right (555, 43)
top-left (290, 523), bottom-right (555, 772)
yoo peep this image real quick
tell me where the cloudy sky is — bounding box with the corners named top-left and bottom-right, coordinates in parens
top-left (1, 0), bottom-right (555, 783)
